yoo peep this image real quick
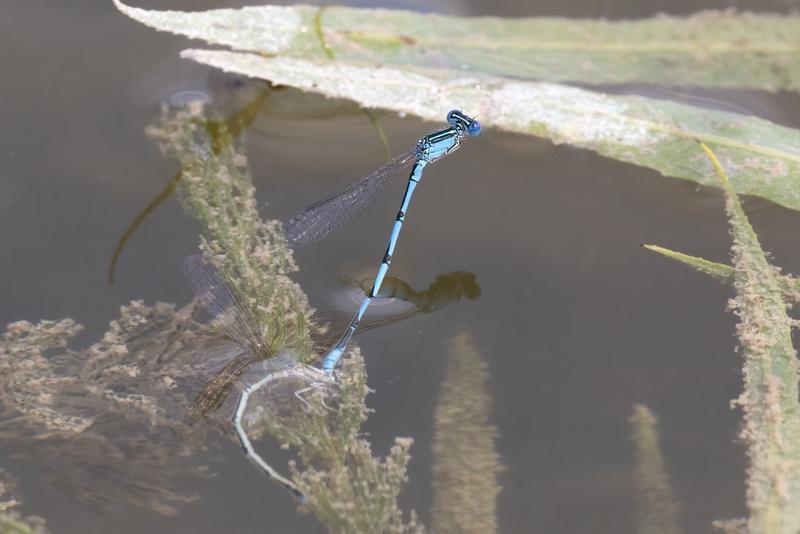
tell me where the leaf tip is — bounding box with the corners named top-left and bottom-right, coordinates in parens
top-left (112, 0), bottom-right (132, 15)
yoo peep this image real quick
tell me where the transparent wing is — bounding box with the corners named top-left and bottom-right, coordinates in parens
top-left (284, 148), bottom-right (420, 246)
top-left (183, 254), bottom-right (263, 355)
top-left (310, 309), bottom-right (419, 352)
top-left (183, 340), bottom-right (246, 377)
top-left (187, 349), bottom-right (259, 423)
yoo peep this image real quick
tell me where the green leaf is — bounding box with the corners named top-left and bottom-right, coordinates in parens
top-left (643, 244), bottom-right (800, 303)
top-left (648, 147), bottom-right (800, 531)
top-left (177, 50), bottom-right (800, 213)
top-left (113, 2), bottom-right (800, 91)
top-left (642, 244), bottom-right (734, 281)
top-left (699, 143), bottom-right (800, 532)
top-left (114, 2), bottom-right (800, 211)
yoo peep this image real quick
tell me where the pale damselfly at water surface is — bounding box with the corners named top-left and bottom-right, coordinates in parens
top-left (184, 254), bottom-right (334, 499)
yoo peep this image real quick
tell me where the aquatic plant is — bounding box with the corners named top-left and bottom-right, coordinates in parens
top-left (1, 91), bottom-right (492, 530)
top-left (108, 76), bottom-right (269, 284)
top-left (146, 103), bottom-right (428, 531)
top-left (239, 347), bottom-right (424, 533)
top-left (0, 301), bottom-right (217, 514)
top-left (0, 469), bottom-right (49, 534)
top-left (431, 329), bottom-right (502, 534)
top-left (626, 405), bottom-right (748, 534)
top-left (147, 102), bottom-right (313, 360)
top-left (646, 143), bottom-right (800, 533)
top-left (629, 404), bottom-right (681, 534)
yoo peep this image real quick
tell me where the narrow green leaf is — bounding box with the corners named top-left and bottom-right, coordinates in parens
top-left (113, 1), bottom-right (800, 91)
top-left (644, 244), bottom-right (800, 303)
top-left (179, 50), bottom-right (800, 213)
top-left (643, 244), bottom-right (734, 281)
top-left (700, 142), bottom-right (800, 533)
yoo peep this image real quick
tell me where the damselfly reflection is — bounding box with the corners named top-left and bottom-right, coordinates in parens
top-left (183, 255), bottom-right (327, 423)
top-left (311, 271), bottom-right (481, 353)
top-left (184, 254), bottom-right (335, 496)
top-left (234, 354), bottom-right (335, 500)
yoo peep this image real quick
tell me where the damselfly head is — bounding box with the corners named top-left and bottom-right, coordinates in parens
top-left (447, 109), bottom-right (481, 137)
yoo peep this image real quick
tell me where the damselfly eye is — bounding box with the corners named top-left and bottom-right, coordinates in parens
top-left (467, 119), bottom-right (481, 136)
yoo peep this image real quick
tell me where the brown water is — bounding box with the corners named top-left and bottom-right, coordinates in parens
top-left (3, 1), bottom-right (800, 533)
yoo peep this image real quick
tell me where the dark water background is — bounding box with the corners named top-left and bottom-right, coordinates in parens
top-left (3, 1), bottom-right (800, 532)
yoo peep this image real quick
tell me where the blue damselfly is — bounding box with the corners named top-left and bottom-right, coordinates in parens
top-left (284, 110), bottom-right (481, 373)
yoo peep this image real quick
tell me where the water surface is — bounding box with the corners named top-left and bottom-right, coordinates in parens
top-left (3, 1), bottom-right (800, 533)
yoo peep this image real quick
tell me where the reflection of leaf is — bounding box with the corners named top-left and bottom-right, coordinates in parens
top-left (108, 84), bottom-right (268, 285)
top-left (629, 405), bottom-right (681, 534)
top-left (113, 2), bottom-right (800, 91)
top-left (108, 169), bottom-right (182, 285)
top-left (177, 51), bottom-right (800, 214)
top-left (648, 144), bottom-right (800, 532)
top-left (432, 329), bottom-right (502, 534)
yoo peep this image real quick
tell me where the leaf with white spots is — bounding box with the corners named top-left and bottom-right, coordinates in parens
top-left (114, 1), bottom-right (800, 212)
top-left (113, 1), bottom-right (800, 91)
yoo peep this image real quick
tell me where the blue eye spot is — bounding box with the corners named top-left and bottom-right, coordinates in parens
top-left (467, 119), bottom-right (481, 136)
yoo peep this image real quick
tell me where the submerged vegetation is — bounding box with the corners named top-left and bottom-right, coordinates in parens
top-left (245, 347), bottom-right (424, 533)
top-left (0, 100), bottom-right (498, 532)
top-left (148, 101), bottom-right (313, 360)
top-left (0, 300), bottom-right (217, 514)
top-left (0, 470), bottom-right (48, 534)
top-left (431, 330), bottom-right (502, 534)
top-left (629, 405), bottom-right (681, 534)
top-left (152, 103), bottom-right (428, 530)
